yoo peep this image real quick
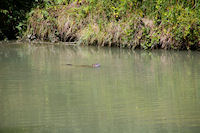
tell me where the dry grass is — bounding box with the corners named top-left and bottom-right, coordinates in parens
top-left (25, 2), bottom-right (199, 50)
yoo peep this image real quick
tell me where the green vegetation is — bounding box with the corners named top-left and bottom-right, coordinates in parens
top-left (1, 0), bottom-right (200, 50)
top-left (0, 0), bottom-right (39, 40)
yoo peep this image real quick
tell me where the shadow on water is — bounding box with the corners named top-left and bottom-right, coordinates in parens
top-left (0, 42), bottom-right (200, 133)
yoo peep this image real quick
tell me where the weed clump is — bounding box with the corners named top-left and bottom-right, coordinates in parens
top-left (25, 0), bottom-right (200, 50)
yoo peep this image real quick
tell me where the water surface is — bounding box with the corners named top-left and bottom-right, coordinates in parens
top-left (0, 42), bottom-right (200, 133)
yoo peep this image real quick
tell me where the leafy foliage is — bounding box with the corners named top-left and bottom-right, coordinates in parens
top-left (0, 0), bottom-right (40, 40)
top-left (1, 0), bottom-right (200, 49)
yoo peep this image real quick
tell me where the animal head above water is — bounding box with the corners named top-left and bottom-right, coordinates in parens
top-left (92, 63), bottom-right (100, 68)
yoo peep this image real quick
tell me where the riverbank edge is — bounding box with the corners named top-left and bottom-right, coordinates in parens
top-left (23, 2), bottom-right (200, 50)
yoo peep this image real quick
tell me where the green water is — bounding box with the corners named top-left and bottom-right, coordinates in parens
top-left (0, 43), bottom-right (200, 133)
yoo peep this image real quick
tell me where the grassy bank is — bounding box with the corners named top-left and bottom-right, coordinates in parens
top-left (24, 0), bottom-right (200, 50)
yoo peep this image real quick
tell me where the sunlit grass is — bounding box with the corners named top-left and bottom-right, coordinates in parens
top-left (25, 0), bottom-right (200, 50)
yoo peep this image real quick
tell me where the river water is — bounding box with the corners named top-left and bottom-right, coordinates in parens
top-left (0, 42), bottom-right (200, 133)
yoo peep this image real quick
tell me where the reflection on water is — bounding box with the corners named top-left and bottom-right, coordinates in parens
top-left (0, 42), bottom-right (200, 133)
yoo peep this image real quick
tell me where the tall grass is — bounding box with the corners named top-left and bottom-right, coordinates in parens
top-left (25, 0), bottom-right (200, 50)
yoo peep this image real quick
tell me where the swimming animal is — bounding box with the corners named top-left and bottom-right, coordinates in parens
top-left (66, 63), bottom-right (100, 68)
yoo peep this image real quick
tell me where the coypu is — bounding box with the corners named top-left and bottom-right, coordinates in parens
top-left (66, 63), bottom-right (100, 68)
